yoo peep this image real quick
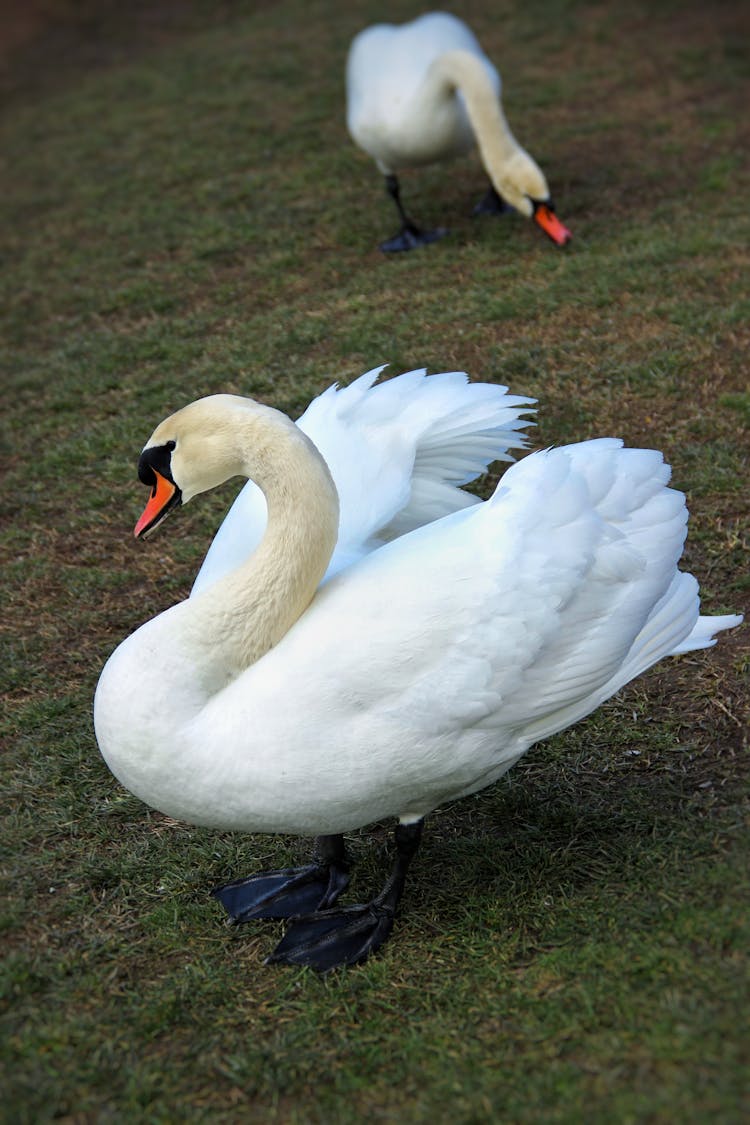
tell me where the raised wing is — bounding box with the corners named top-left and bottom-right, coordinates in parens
top-left (191, 367), bottom-right (533, 596)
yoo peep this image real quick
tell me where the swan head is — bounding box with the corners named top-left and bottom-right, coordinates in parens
top-left (134, 394), bottom-right (294, 539)
top-left (495, 150), bottom-right (572, 247)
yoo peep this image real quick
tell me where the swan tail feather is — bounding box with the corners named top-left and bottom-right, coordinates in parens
top-left (669, 612), bottom-right (744, 654)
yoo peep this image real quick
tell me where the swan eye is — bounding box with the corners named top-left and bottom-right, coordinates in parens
top-left (138, 442), bottom-right (177, 490)
top-left (134, 442), bottom-right (182, 538)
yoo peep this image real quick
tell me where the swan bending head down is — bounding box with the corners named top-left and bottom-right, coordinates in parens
top-left (346, 13), bottom-right (572, 251)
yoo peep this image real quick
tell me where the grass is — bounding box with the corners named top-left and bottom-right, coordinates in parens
top-left (1, 0), bottom-right (748, 1121)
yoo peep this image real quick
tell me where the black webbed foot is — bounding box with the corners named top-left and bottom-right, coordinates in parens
top-left (267, 902), bottom-right (396, 971)
top-left (213, 861), bottom-right (350, 921)
top-left (473, 185), bottom-right (513, 216)
top-left (380, 225), bottom-right (449, 253)
top-left (380, 172), bottom-right (448, 252)
top-left (213, 834), bottom-right (350, 921)
top-left (267, 820), bottom-right (424, 972)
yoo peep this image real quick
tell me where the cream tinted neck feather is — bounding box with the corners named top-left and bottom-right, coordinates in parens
top-left (430, 50), bottom-right (521, 169)
top-left (185, 415), bottom-right (339, 684)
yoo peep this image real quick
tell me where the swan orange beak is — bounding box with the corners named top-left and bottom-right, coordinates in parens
top-left (533, 204), bottom-right (572, 247)
top-left (134, 470), bottom-right (180, 539)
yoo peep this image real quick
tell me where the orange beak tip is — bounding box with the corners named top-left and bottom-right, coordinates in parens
top-left (133, 470), bottom-right (178, 539)
top-left (534, 205), bottom-right (572, 247)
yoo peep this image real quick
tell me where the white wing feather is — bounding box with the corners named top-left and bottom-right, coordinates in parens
top-left (191, 440), bottom-right (740, 830)
top-left (191, 367), bottom-right (534, 595)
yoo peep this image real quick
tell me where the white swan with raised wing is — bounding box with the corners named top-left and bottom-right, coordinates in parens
top-left (94, 373), bottom-right (741, 970)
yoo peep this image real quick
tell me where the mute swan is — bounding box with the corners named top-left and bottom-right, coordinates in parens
top-left (94, 383), bottom-right (741, 971)
top-left (191, 365), bottom-right (534, 596)
top-left (346, 12), bottom-right (572, 252)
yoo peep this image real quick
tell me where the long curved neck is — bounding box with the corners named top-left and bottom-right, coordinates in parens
top-left (430, 50), bottom-right (520, 163)
top-left (93, 403), bottom-right (340, 801)
top-left (184, 413), bottom-right (339, 686)
top-left (428, 49), bottom-right (523, 178)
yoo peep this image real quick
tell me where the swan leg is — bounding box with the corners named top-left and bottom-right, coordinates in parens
top-left (266, 819), bottom-right (424, 971)
top-left (473, 183), bottom-right (513, 216)
top-left (380, 174), bottom-right (448, 253)
top-left (212, 834), bottom-right (350, 921)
